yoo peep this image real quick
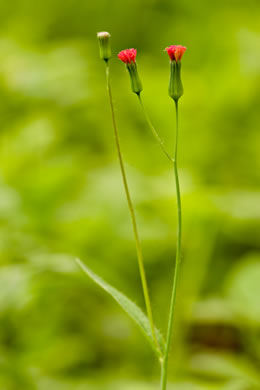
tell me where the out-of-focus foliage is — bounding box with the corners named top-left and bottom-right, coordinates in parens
top-left (0, 0), bottom-right (259, 389)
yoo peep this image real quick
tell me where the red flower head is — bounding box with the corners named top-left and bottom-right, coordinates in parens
top-left (118, 48), bottom-right (137, 64)
top-left (165, 45), bottom-right (186, 62)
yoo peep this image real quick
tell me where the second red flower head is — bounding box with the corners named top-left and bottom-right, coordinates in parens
top-left (118, 48), bottom-right (143, 95)
top-left (118, 48), bottom-right (137, 64)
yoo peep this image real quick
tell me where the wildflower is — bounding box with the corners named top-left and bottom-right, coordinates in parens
top-left (118, 48), bottom-right (137, 64)
top-left (97, 31), bottom-right (111, 61)
top-left (118, 48), bottom-right (143, 95)
top-left (165, 45), bottom-right (186, 62)
top-left (165, 45), bottom-right (186, 102)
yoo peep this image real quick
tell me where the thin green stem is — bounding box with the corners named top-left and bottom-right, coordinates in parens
top-left (137, 94), bottom-right (174, 164)
top-left (105, 62), bottom-right (162, 357)
top-left (160, 100), bottom-right (182, 390)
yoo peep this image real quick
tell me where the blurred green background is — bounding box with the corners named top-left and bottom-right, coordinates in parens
top-left (0, 0), bottom-right (260, 389)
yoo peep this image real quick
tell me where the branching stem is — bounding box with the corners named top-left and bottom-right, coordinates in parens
top-left (105, 62), bottom-right (162, 357)
top-left (160, 100), bottom-right (182, 390)
top-left (138, 94), bottom-right (174, 164)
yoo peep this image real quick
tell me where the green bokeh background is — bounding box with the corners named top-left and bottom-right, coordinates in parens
top-left (0, 0), bottom-right (260, 389)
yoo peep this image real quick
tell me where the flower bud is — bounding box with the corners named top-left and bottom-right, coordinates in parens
top-left (165, 45), bottom-right (186, 102)
top-left (97, 31), bottom-right (111, 61)
top-left (118, 49), bottom-right (143, 95)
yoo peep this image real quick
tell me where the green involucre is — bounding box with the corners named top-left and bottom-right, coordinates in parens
top-left (168, 61), bottom-right (183, 101)
top-left (127, 62), bottom-right (143, 95)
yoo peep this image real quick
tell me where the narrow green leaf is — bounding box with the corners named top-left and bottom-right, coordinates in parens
top-left (75, 258), bottom-right (164, 356)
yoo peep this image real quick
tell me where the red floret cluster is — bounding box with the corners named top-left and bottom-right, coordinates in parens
top-left (165, 45), bottom-right (186, 61)
top-left (118, 48), bottom-right (137, 64)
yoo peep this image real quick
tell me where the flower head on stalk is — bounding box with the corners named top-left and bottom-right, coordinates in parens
top-left (118, 48), bottom-right (143, 95)
top-left (165, 44), bottom-right (186, 102)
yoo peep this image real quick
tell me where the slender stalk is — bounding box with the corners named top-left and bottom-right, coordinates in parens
top-left (105, 61), bottom-right (162, 356)
top-left (137, 94), bottom-right (173, 163)
top-left (160, 100), bottom-right (182, 390)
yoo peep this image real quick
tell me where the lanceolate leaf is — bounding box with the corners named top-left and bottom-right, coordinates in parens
top-left (75, 258), bottom-right (165, 356)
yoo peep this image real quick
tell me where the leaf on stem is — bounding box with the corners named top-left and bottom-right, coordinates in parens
top-left (75, 258), bottom-right (165, 356)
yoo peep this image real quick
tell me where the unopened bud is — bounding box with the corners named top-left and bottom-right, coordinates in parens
top-left (97, 31), bottom-right (111, 61)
